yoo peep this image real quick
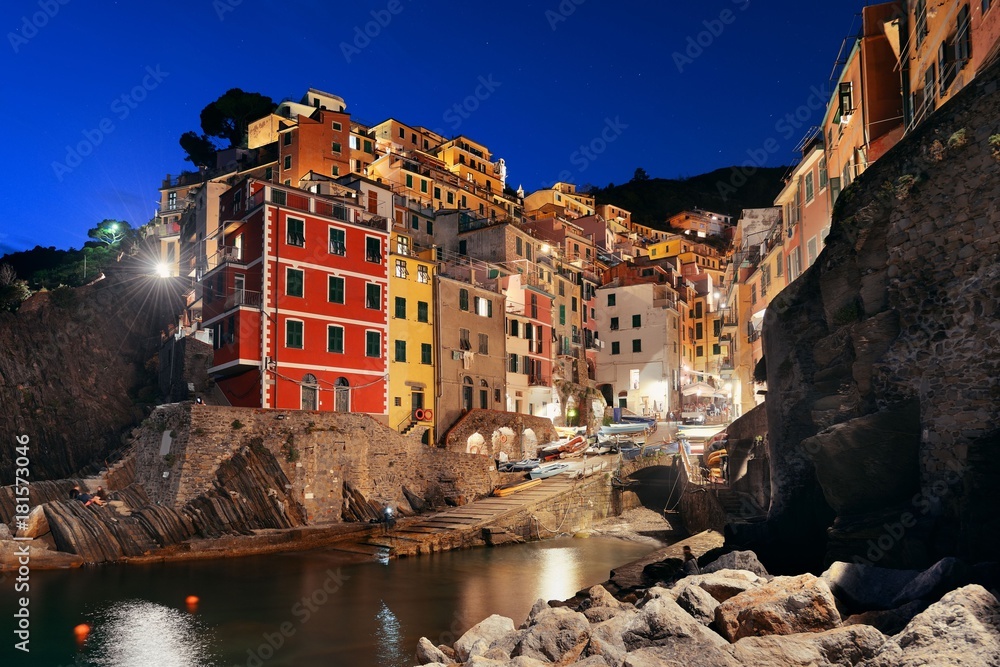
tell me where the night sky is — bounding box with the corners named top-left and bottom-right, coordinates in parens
top-left (1, 0), bottom-right (870, 255)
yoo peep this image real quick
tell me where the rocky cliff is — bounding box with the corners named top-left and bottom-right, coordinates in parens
top-left (0, 265), bottom-right (184, 483)
top-left (757, 58), bottom-right (1000, 571)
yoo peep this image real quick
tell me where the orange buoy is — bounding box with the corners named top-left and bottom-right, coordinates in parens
top-left (73, 623), bottom-right (90, 644)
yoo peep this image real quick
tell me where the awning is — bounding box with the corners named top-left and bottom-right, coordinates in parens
top-left (681, 381), bottom-right (716, 397)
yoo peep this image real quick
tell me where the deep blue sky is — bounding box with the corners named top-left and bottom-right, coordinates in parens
top-left (1, 0), bottom-right (870, 255)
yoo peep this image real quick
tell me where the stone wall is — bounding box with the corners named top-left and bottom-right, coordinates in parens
top-left (760, 56), bottom-right (1000, 569)
top-left (157, 335), bottom-right (214, 403)
top-left (132, 403), bottom-right (501, 524)
top-left (443, 408), bottom-right (558, 460)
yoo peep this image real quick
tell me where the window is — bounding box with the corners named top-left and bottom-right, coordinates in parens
top-left (421, 343), bottom-right (432, 364)
top-left (751, 284), bottom-right (757, 305)
top-left (713, 343), bottom-right (721, 355)
top-left (349, 136), bottom-right (360, 150)
top-left (558, 282), bottom-right (565, 296)
top-left (167, 191), bottom-right (177, 210)
top-left (611, 341), bottom-right (620, 355)
top-left (571, 297), bottom-right (578, 312)
top-left (417, 265), bottom-right (429, 284)
top-left (459, 328), bottom-right (471, 351)
top-left (283, 155), bottom-right (291, 170)
top-left (434, 187), bottom-right (441, 199)
top-left (328, 276), bottom-right (345, 304)
top-left (510, 320), bottom-right (519, 337)
top-left (559, 305), bottom-right (566, 325)
top-left (332, 166), bottom-right (340, 176)
top-left (697, 345), bottom-right (704, 357)
top-left (632, 314), bottom-right (641, 328)
top-left (410, 214), bottom-right (419, 231)
top-left (475, 297), bottom-right (493, 317)
top-left (265, 166), bottom-right (273, 180)
top-left (478, 333), bottom-right (489, 355)
top-left (332, 142), bottom-right (342, 154)
top-left (398, 127), bottom-right (405, 138)
top-left (819, 157), bottom-right (828, 189)
top-left (458, 240), bottom-right (467, 256)
top-left (287, 217), bottom-right (304, 247)
top-left (365, 237), bottom-right (382, 263)
top-left (447, 191), bottom-right (454, 204)
top-left (286, 320), bottom-right (303, 349)
top-left (366, 331), bottom-right (381, 357)
top-left (394, 296), bottom-right (406, 319)
top-left (805, 172), bottom-right (815, 202)
top-left (696, 322), bottom-right (704, 339)
top-left (286, 268), bottom-right (304, 297)
top-left (955, 5), bottom-right (971, 66)
top-left (459, 289), bottom-right (469, 311)
top-left (516, 237), bottom-right (523, 255)
top-left (395, 340), bottom-right (406, 362)
top-left (332, 121), bottom-right (342, 131)
top-left (607, 293), bottom-right (616, 306)
top-left (807, 238), bottom-right (819, 266)
top-left (283, 132), bottom-right (292, 146)
top-left (327, 325), bottom-right (344, 353)
top-left (915, 0), bottom-right (927, 47)
top-left (632, 339), bottom-right (642, 353)
top-left (984, 0), bottom-right (992, 14)
top-left (417, 301), bottom-right (429, 323)
top-left (395, 259), bottom-right (408, 278)
top-left (610, 316), bottom-right (620, 330)
top-left (405, 174), bottom-right (413, 188)
top-left (420, 180), bottom-right (428, 193)
top-left (366, 283), bottom-right (381, 309)
top-left (838, 81), bottom-right (853, 117)
top-left (925, 64), bottom-right (937, 101)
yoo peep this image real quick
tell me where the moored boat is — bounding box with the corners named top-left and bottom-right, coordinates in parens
top-left (598, 422), bottom-right (649, 437)
top-left (529, 462), bottom-right (570, 479)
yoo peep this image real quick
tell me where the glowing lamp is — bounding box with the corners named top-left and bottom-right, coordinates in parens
top-left (73, 623), bottom-right (90, 644)
top-left (156, 263), bottom-right (170, 278)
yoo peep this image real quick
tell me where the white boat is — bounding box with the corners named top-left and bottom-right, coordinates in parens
top-left (676, 424), bottom-right (727, 440)
top-left (598, 422), bottom-right (649, 437)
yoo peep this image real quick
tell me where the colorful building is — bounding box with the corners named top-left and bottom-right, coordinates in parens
top-left (202, 179), bottom-right (389, 413)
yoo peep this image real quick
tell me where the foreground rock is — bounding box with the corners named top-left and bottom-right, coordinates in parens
top-left (728, 625), bottom-right (885, 666)
top-left (454, 615), bottom-right (517, 662)
top-left (861, 585), bottom-right (1000, 667)
top-left (821, 561), bottom-right (919, 612)
top-left (715, 574), bottom-right (842, 641)
top-left (702, 550), bottom-right (770, 578)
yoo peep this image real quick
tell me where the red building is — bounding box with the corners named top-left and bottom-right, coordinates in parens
top-left (202, 179), bottom-right (389, 413)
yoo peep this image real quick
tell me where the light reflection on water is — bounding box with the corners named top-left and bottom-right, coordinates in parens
top-left (85, 600), bottom-right (217, 667)
top-left (3, 537), bottom-right (655, 667)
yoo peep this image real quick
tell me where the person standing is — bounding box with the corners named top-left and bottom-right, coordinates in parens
top-left (682, 545), bottom-right (700, 576)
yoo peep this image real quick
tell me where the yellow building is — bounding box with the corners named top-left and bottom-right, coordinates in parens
top-left (387, 227), bottom-right (437, 444)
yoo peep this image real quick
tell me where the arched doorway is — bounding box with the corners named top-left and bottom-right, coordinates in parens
top-left (301, 374), bottom-right (318, 411)
top-left (479, 379), bottom-right (489, 409)
top-left (598, 383), bottom-right (614, 406)
top-left (334, 377), bottom-right (350, 412)
top-left (618, 390), bottom-right (628, 409)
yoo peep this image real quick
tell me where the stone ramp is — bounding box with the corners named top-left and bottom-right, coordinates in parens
top-left (341, 476), bottom-right (578, 557)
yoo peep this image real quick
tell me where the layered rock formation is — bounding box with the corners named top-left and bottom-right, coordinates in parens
top-left (758, 55), bottom-right (1000, 571)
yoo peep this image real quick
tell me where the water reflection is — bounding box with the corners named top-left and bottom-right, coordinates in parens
top-left (373, 601), bottom-right (404, 667)
top-left (84, 600), bottom-right (217, 667)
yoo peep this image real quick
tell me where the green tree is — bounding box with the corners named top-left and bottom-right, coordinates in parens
top-left (632, 167), bottom-right (650, 182)
top-left (199, 88), bottom-right (276, 148)
top-left (0, 263), bottom-right (30, 311)
top-left (179, 131), bottom-right (219, 168)
top-left (87, 220), bottom-right (132, 247)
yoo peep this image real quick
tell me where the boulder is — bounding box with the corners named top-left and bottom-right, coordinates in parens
top-left (622, 646), bottom-right (738, 667)
top-left (861, 585), bottom-right (1000, 667)
top-left (581, 584), bottom-right (632, 623)
top-left (674, 569), bottom-right (768, 602)
top-left (415, 637), bottom-right (449, 665)
top-left (622, 593), bottom-right (730, 653)
top-left (676, 583), bottom-right (720, 626)
top-left (16, 505), bottom-right (50, 538)
top-left (508, 657), bottom-right (549, 667)
top-left (573, 657), bottom-right (612, 667)
top-left (513, 607), bottom-right (590, 663)
top-left (727, 625), bottom-right (886, 666)
top-left (843, 600), bottom-right (929, 636)
top-left (702, 550), bottom-right (770, 578)
top-left (821, 561), bottom-right (920, 612)
top-left (453, 614), bottom-right (516, 662)
top-left (521, 598), bottom-right (549, 628)
top-left (715, 574), bottom-right (842, 641)
top-left (890, 557), bottom-right (974, 607)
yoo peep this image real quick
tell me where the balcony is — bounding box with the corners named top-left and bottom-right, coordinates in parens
top-left (205, 246), bottom-right (248, 273)
top-left (225, 289), bottom-right (262, 309)
top-left (250, 186), bottom-right (388, 232)
top-left (528, 374), bottom-right (550, 387)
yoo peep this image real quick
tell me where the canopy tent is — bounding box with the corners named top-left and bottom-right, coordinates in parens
top-left (681, 381), bottom-right (717, 397)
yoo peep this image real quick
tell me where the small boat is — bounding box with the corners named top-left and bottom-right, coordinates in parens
top-left (566, 460), bottom-right (608, 479)
top-left (620, 415), bottom-right (657, 426)
top-left (540, 435), bottom-right (586, 460)
top-left (493, 478), bottom-right (542, 497)
top-left (584, 444), bottom-right (613, 456)
top-left (530, 463), bottom-right (570, 479)
top-left (509, 458), bottom-right (540, 472)
top-left (598, 422), bottom-right (649, 437)
top-left (619, 444), bottom-right (641, 461)
top-left (558, 436), bottom-right (588, 458)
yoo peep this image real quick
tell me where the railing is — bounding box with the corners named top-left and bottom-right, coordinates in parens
top-left (528, 375), bottom-right (550, 386)
top-left (225, 289), bottom-right (262, 309)
top-left (253, 186), bottom-right (388, 231)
